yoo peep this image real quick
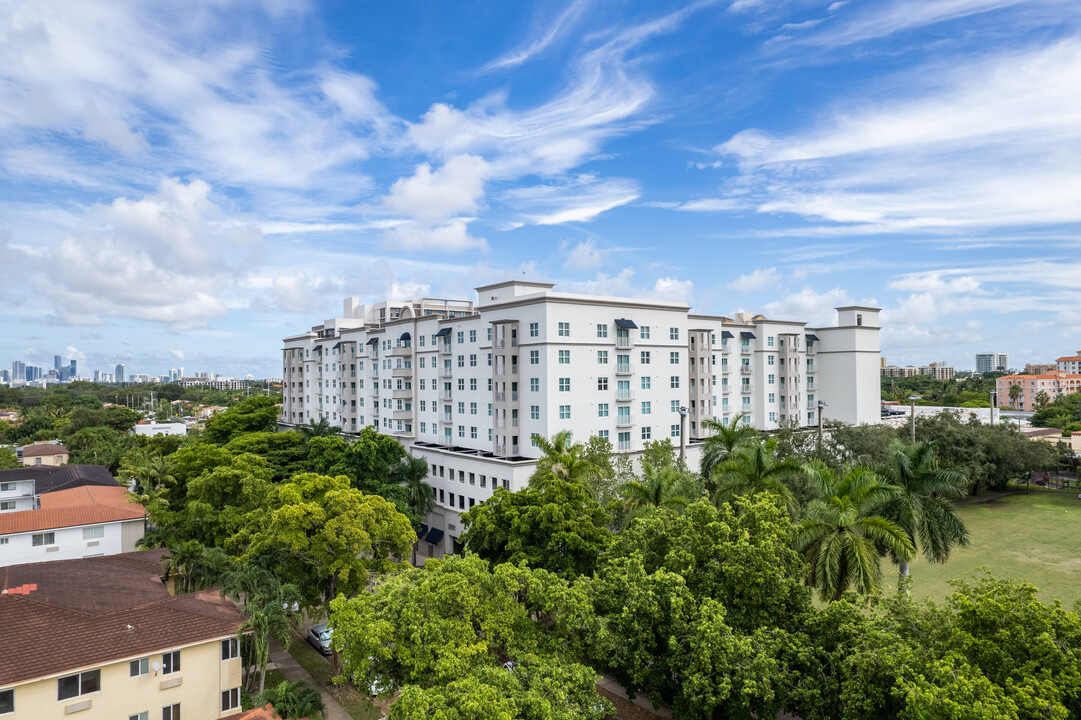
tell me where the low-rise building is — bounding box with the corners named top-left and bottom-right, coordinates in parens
top-left (1055, 352), bottom-right (1081, 374)
top-left (996, 372), bottom-right (1081, 411)
top-left (133, 421), bottom-right (188, 437)
top-left (0, 465), bottom-right (119, 514)
top-left (20, 442), bottom-right (69, 466)
top-left (0, 484), bottom-right (145, 567)
top-left (0, 551), bottom-right (245, 720)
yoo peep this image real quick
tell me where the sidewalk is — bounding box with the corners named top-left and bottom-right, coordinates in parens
top-left (267, 636), bottom-right (354, 720)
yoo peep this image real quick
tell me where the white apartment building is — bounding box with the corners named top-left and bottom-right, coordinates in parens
top-left (976, 352), bottom-right (1009, 374)
top-left (281, 281), bottom-right (881, 557)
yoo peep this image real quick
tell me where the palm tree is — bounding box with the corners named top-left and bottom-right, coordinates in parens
top-left (298, 416), bottom-right (337, 439)
top-left (390, 455), bottom-right (436, 564)
top-left (529, 430), bottom-right (602, 488)
top-left (239, 578), bottom-right (303, 693)
top-left (619, 463), bottom-right (693, 514)
top-left (1008, 383), bottom-right (1022, 409)
top-left (1034, 390), bottom-right (1050, 410)
top-left (699, 413), bottom-right (758, 481)
top-left (257, 679), bottom-right (325, 720)
top-left (877, 439), bottom-right (969, 591)
top-left (710, 439), bottom-right (803, 517)
top-left (793, 465), bottom-right (914, 601)
top-left (163, 539), bottom-right (207, 594)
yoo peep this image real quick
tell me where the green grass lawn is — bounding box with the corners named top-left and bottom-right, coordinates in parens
top-left (903, 491), bottom-right (1081, 606)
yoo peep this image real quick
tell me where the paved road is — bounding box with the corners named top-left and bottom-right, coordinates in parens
top-left (267, 636), bottom-right (354, 720)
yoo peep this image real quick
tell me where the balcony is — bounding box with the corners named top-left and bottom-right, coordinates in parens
top-left (615, 335), bottom-right (633, 349)
top-left (617, 439), bottom-right (632, 451)
top-left (616, 416), bottom-right (634, 428)
top-left (441, 389), bottom-right (453, 401)
top-left (390, 345), bottom-right (413, 356)
top-left (741, 346), bottom-right (752, 354)
top-left (440, 368), bottom-right (453, 378)
top-left (511, 391), bottom-right (519, 402)
top-left (493, 339), bottom-right (518, 349)
top-left (495, 391), bottom-right (506, 402)
top-left (391, 366), bottom-right (413, 378)
top-left (392, 388), bottom-right (412, 399)
top-left (440, 414), bottom-right (453, 425)
top-left (721, 385), bottom-right (730, 394)
top-left (440, 342), bottom-right (452, 354)
top-left (615, 363), bottom-right (634, 375)
top-left (392, 409), bottom-right (413, 421)
top-left (740, 366), bottom-right (752, 375)
top-left (741, 384), bottom-right (753, 394)
top-left (615, 390), bottom-right (634, 402)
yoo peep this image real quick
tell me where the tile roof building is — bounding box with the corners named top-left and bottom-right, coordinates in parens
top-left (0, 464), bottom-right (119, 514)
top-left (996, 372), bottom-right (1081, 412)
top-left (0, 484), bottom-right (145, 567)
top-left (0, 551), bottom-right (244, 720)
top-left (20, 442), bottom-right (69, 466)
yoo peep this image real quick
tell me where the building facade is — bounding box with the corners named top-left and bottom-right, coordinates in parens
top-left (976, 352), bottom-right (1009, 374)
top-left (996, 372), bottom-right (1081, 411)
top-left (20, 443), bottom-right (69, 466)
top-left (1055, 353), bottom-right (1081, 374)
top-left (280, 282), bottom-right (881, 557)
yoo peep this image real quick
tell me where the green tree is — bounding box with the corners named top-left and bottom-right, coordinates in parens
top-left (0, 447), bottom-right (20, 469)
top-left (256, 680), bottom-right (325, 720)
top-left (298, 416), bottom-right (338, 439)
top-left (239, 577), bottom-right (303, 693)
top-left (1034, 389), bottom-right (1050, 410)
top-left (528, 430), bottom-right (602, 489)
top-left (182, 453), bottom-right (273, 548)
top-left (618, 463), bottom-right (695, 515)
top-left (699, 412), bottom-right (759, 479)
top-left (793, 466), bottom-right (914, 601)
top-left (223, 430), bottom-right (308, 481)
top-left (241, 473), bottom-right (415, 617)
top-left (711, 439), bottom-right (804, 517)
top-left (1008, 383), bottom-right (1022, 409)
top-left (877, 440), bottom-right (969, 590)
top-left (391, 455), bottom-right (436, 564)
top-left (461, 476), bottom-right (613, 578)
top-left (202, 396), bottom-right (280, 444)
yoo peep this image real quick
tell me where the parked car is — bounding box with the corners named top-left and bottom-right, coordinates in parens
top-left (307, 624), bottom-right (333, 655)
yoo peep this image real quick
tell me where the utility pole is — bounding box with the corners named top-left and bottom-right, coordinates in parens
top-left (908, 394), bottom-right (920, 443)
top-left (816, 400), bottom-right (828, 453)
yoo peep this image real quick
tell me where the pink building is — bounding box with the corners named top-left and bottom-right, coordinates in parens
top-left (996, 372), bottom-right (1081, 411)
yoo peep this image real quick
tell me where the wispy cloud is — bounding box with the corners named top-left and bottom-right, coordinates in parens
top-left (482, 0), bottom-right (591, 71)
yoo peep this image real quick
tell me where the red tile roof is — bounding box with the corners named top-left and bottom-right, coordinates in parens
top-left (222, 703), bottom-right (289, 720)
top-left (1055, 355), bottom-right (1081, 362)
top-left (38, 484), bottom-right (134, 509)
top-left (0, 551), bottom-right (243, 686)
top-left (21, 443), bottom-right (68, 457)
top-left (0, 503), bottom-right (145, 535)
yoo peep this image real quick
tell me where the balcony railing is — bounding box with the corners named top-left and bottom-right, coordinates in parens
top-left (721, 385), bottom-right (730, 394)
top-left (741, 346), bottom-right (752, 354)
top-left (615, 336), bottom-right (633, 349)
top-left (440, 368), bottom-right (453, 378)
top-left (615, 390), bottom-right (634, 402)
top-left (441, 390), bottom-right (453, 400)
top-left (618, 440), bottom-right (632, 451)
top-left (740, 366), bottom-right (752, 375)
top-left (616, 417), bottom-right (634, 428)
top-left (616, 363), bottom-right (633, 375)
top-left (495, 392), bottom-right (506, 402)
top-left (741, 384), bottom-right (753, 394)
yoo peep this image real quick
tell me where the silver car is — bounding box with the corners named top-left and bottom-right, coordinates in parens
top-left (306, 624), bottom-right (333, 655)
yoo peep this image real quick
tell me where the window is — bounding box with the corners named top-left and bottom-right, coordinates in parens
top-left (559, 350), bottom-right (570, 364)
top-left (131, 658), bottom-right (149, 676)
top-left (768, 355), bottom-right (775, 365)
top-left (470, 354), bottom-right (477, 367)
top-left (670, 376), bottom-right (680, 389)
top-left (32, 532), bottom-right (55, 547)
top-left (0, 691), bottom-right (11, 716)
top-left (769, 393), bottom-right (775, 402)
top-left (559, 378), bottom-right (570, 392)
top-left (768, 336), bottom-right (775, 347)
top-left (58, 669), bottom-right (100, 700)
top-left (558, 322), bottom-right (570, 336)
top-left (469, 330), bottom-right (477, 342)
top-left (221, 638), bottom-right (239, 660)
top-left (222, 688), bottom-right (240, 712)
top-left (530, 350), bottom-right (539, 364)
top-left (598, 377), bottom-right (608, 391)
top-left (640, 351), bottom-right (650, 364)
top-left (487, 328), bottom-right (492, 341)
top-left (162, 650), bottom-right (180, 675)
top-left (457, 331), bottom-right (464, 344)
top-left (597, 324), bottom-right (608, 337)
top-left (162, 704), bottom-right (181, 720)
top-left (768, 374), bottom-right (775, 384)
top-left (641, 377), bottom-right (651, 390)
top-left (529, 322), bottom-right (539, 337)
top-left (596, 350), bottom-right (608, 364)
top-left (770, 412), bottom-right (777, 422)
top-left (642, 427), bottom-right (652, 440)
top-left (531, 405), bottom-right (540, 420)
top-left (530, 378), bottom-right (539, 391)
top-left (671, 424), bottom-right (681, 437)
top-left (458, 402), bottom-right (465, 414)
top-left (670, 351), bottom-right (680, 364)
top-left (471, 426), bottom-right (478, 439)
top-left (598, 403), bottom-right (609, 417)
top-left (129, 713), bottom-right (148, 720)
top-left (641, 401), bottom-right (651, 415)
top-left (470, 378), bottom-right (478, 390)
top-left (559, 405), bottom-right (571, 420)
top-left (671, 400), bottom-right (681, 413)
top-left (457, 354), bottom-right (465, 367)
top-left (597, 430), bottom-right (609, 440)
top-left (83, 525), bottom-right (104, 540)
top-left (640, 326), bottom-right (650, 339)
top-left (670, 327), bottom-right (679, 340)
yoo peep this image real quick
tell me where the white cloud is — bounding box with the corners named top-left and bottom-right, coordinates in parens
top-left (385, 155), bottom-right (491, 224)
top-left (563, 240), bottom-right (605, 271)
top-left (651, 277), bottom-right (694, 305)
top-left (383, 219), bottom-right (488, 253)
top-left (65, 346), bottom-right (87, 361)
top-left (728, 267), bottom-right (780, 293)
top-left (761, 287), bottom-right (856, 326)
top-left (507, 176), bottom-right (640, 225)
top-left (482, 0), bottom-right (589, 71)
top-left (715, 39), bottom-right (1081, 234)
top-left (169, 348), bottom-right (185, 361)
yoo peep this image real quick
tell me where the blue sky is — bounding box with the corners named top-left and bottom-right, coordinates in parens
top-left (2, 0), bottom-right (1080, 379)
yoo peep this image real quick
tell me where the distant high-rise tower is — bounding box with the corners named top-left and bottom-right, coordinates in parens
top-left (69, 359), bottom-right (77, 380)
top-left (12, 361), bottom-right (25, 382)
top-left (54, 354), bottom-right (63, 371)
top-left (115, 363), bottom-right (126, 383)
top-left (975, 352), bottom-right (1009, 374)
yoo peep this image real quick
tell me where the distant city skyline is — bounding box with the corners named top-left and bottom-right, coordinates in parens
top-left (1, 1), bottom-right (1078, 377)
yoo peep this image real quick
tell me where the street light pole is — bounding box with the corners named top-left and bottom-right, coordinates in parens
top-left (816, 400), bottom-right (828, 453)
top-left (989, 390), bottom-right (997, 426)
top-left (679, 406), bottom-right (688, 469)
top-left (908, 394), bottom-right (921, 443)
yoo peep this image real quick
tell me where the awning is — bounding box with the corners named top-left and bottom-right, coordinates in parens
top-left (332, 342), bottom-right (343, 349)
top-left (806, 334), bottom-right (820, 342)
top-left (418, 523), bottom-right (429, 541)
top-left (721, 331), bottom-right (735, 339)
top-left (740, 331), bottom-right (756, 339)
top-left (435, 327), bottom-right (452, 337)
top-left (425, 528), bottom-right (445, 545)
top-left (312, 344), bottom-right (322, 352)
top-left (366, 337), bottom-right (379, 345)
top-left (614, 318), bottom-right (638, 329)
top-left (399, 331), bottom-right (411, 341)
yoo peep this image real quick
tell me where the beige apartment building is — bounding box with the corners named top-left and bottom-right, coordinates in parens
top-left (0, 551), bottom-right (244, 720)
top-left (20, 442), bottom-right (69, 466)
top-left (996, 372), bottom-right (1081, 411)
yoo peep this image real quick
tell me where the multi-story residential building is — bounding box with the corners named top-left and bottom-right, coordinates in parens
top-left (976, 352), bottom-right (1009, 374)
top-left (0, 464), bottom-right (119, 513)
top-left (881, 362), bottom-right (955, 380)
top-left (281, 281), bottom-right (881, 558)
top-left (178, 377), bottom-right (245, 391)
top-left (20, 442), bottom-right (69, 466)
top-left (0, 484), bottom-right (145, 567)
top-left (1024, 363), bottom-right (1056, 375)
top-left (0, 551), bottom-right (244, 720)
top-left (996, 372), bottom-right (1081, 411)
top-left (1055, 352), bottom-right (1081, 374)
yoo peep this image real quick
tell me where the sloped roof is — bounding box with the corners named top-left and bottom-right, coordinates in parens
top-left (33, 465), bottom-right (119, 495)
top-left (21, 443), bottom-right (67, 457)
top-left (0, 551), bottom-right (242, 686)
top-left (38, 484), bottom-right (133, 510)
